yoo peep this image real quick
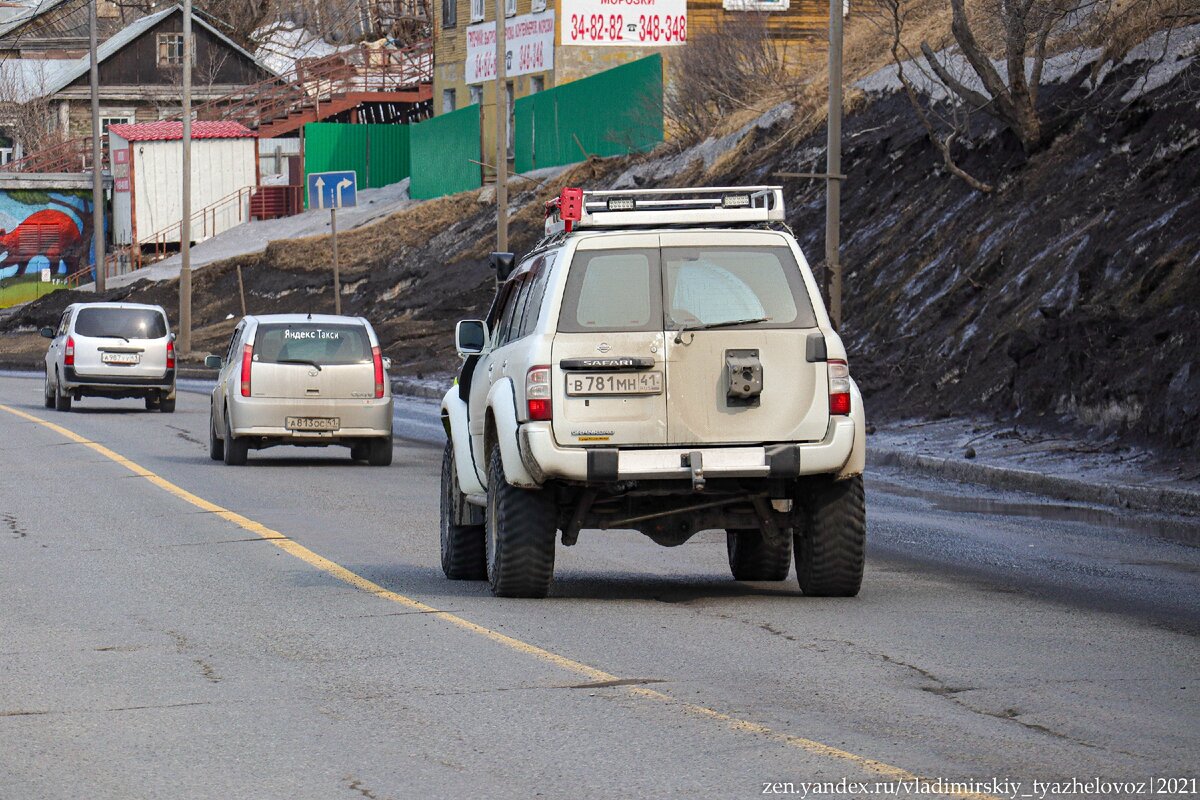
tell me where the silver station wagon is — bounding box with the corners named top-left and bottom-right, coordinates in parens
top-left (206, 314), bottom-right (394, 466)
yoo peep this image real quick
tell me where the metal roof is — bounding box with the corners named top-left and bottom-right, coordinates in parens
top-left (31, 4), bottom-right (276, 99)
top-left (0, 0), bottom-right (73, 40)
top-left (108, 120), bottom-right (257, 141)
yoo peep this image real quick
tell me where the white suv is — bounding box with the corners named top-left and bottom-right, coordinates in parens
top-left (41, 302), bottom-right (177, 412)
top-left (441, 187), bottom-right (866, 598)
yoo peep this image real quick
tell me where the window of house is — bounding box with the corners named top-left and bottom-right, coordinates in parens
top-left (505, 0), bottom-right (516, 16)
top-left (100, 115), bottom-right (133, 133)
top-left (156, 33), bottom-right (193, 67)
top-left (442, 89), bottom-right (456, 114)
top-left (530, 75), bottom-right (544, 94)
top-left (469, 84), bottom-right (483, 107)
top-left (531, 0), bottom-right (546, 10)
top-left (470, 0), bottom-right (485, 22)
top-left (442, 0), bottom-right (457, 27)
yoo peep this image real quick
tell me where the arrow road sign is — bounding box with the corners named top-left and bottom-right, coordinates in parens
top-left (307, 170), bottom-right (358, 210)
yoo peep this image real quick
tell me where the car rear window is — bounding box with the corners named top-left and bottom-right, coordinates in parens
top-left (253, 323), bottom-right (371, 365)
top-left (74, 308), bottom-right (168, 339)
top-left (663, 247), bottom-right (817, 330)
top-left (557, 249), bottom-right (661, 333)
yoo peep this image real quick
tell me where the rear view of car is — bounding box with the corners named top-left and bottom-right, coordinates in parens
top-left (207, 314), bottom-right (394, 466)
top-left (42, 302), bottom-right (176, 412)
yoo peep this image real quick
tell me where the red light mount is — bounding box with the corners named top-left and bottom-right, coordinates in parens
top-left (545, 187), bottom-right (584, 233)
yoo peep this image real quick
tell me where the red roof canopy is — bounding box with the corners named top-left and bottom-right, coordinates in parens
top-left (108, 121), bottom-right (257, 142)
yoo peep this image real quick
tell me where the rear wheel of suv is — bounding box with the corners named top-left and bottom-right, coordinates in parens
top-left (208, 407), bottom-right (224, 461)
top-left (54, 371), bottom-right (72, 412)
top-left (366, 437), bottom-right (393, 467)
top-left (440, 442), bottom-right (486, 580)
top-left (350, 442), bottom-right (368, 462)
top-left (145, 395), bottom-right (161, 411)
top-left (159, 397), bottom-right (176, 413)
top-left (485, 444), bottom-right (557, 598)
top-left (726, 528), bottom-right (792, 581)
top-left (795, 475), bottom-right (865, 597)
top-left (43, 370), bottom-right (54, 408)
top-left (222, 409), bottom-right (248, 466)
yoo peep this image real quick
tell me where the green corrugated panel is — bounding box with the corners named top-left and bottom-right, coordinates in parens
top-left (514, 54), bottom-right (663, 174)
top-left (303, 123), bottom-right (368, 208)
top-left (409, 105), bottom-right (482, 200)
top-left (366, 124), bottom-right (411, 188)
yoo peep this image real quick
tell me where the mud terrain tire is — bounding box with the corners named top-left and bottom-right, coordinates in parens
top-left (485, 444), bottom-right (556, 598)
top-left (440, 442), bottom-right (486, 580)
top-left (795, 475), bottom-right (865, 597)
top-left (726, 528), bottom-right (792, 581)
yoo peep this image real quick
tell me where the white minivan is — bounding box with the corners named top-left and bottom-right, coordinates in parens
top-left (41, 302), bottom-right (176, 412)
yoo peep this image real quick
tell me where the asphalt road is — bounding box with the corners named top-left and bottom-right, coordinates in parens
top-left (1, 374), bottom-right (1197, 800)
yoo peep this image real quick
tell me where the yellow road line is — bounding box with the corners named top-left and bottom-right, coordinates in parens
top-left (1, 402), bottom-right (998, 800)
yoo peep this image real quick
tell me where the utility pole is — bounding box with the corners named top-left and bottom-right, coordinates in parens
top-left (179, 0), bottom-right (193, 356)
top-left (825, 0), bottom-right (844, 329)
top-left (494, 0), bottom-right (508, 252)
top-left (89, 0), bottom-right (104, 293)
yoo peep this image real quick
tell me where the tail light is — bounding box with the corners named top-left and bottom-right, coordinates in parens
top-left (828, 359), bottom-right (851, 415)
top-left (166, 339), bottom-right (175, 369)
top-left (526, 365), bottom-right (552, 421)
top-left (239, 343), bottom-right (253, 397)
top-left (64, 336), bottom-right (74, 366)
top-left (372, 346), bottom-right (385, 399)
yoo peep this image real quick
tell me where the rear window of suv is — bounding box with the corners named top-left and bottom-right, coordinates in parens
top-left (74, 308), bottom-right (168, 339)
top-left (253, 323), bottom-right (371, 365)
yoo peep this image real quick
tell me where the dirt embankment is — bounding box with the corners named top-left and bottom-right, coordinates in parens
top-left (3, 53), bottom-right (1197, 454)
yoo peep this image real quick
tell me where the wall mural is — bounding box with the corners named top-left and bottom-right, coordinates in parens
top-left (0, 190), bottom-right (96, 283)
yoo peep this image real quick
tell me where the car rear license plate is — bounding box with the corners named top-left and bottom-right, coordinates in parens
top-left (286, 416), bottom-right (340, 431)
top-left (566, 371), bottom-right (663, 396)
top-left (101, 352), bottom-right (141, 365)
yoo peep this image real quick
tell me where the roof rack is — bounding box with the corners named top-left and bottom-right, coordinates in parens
top-left (544, 186), bottom-right (785, 235)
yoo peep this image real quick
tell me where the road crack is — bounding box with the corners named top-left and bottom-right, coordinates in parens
top-left (3, 512), bottom-right (27, 538)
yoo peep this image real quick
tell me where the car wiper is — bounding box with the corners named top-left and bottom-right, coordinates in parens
top-left (98, 334), bottom-right (130, 342)
top-left (673, 317), bottom-right (770, 344)
top-left (276, 359), bottom-right (323, 371)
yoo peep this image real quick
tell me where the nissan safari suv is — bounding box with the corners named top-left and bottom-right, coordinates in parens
top-left (440, 187), bottom-right (866, 598)
top-left (206, 314), bottom-right (394, 466)
top-left (41, 302), bottom-right (177, 412)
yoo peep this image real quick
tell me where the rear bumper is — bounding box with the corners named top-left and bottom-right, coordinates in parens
top-left (229, 395), bottom-right (393, 440)
top-left (63, 366), bottom-right (175, 393)
top-left (518, 417), bottom-right (856, 484)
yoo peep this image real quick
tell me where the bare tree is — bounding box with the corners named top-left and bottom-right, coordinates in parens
top-left (0, 61), bottom-right (68, 159)
top-left (664, 13), bottom-right (795, 143)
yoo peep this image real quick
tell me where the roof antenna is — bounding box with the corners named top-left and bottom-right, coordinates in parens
top-left (307, 310), bottom-right (313, 320)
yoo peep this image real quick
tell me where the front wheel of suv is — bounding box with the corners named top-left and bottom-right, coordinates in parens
top-left (794, 475), bottom-right (865, 597)
top-left (485, 444), bottom-right (557, 598)
top-left (43, 369), bottom-right (54, 408)
top-left (440, 442), bottom-right (486, 580)
top-left (726, 528), bottom-right (792, 581)
top-left (208, 406), bottom-right (224, 461)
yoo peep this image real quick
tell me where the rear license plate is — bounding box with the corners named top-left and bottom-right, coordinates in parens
top-left (101, 352), bottom-right (141, 365)
top-left (565, 371), bottom-right (663, 396)
top-left (286, 416), bottom-right (340, 431)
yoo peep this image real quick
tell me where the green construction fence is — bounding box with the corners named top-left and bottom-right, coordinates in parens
top-left (303, 123), bottom-right (412, 206)
top-left (408, 105), bottom-right (483, 200)
top-left (514, 54), bottom-right (664, 174)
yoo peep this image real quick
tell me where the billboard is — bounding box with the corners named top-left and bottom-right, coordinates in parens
top-left (560, 0), bottom-right (687, 46)
top-left (466, 10), bottom-right (556, 84)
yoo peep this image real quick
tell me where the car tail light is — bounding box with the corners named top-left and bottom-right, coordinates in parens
top-left (240, 343), bottom-right (253, 397)
top-left (372, 346), bottom-right (385, 399)
top-left (64, 336), bottom-right (74, 366)
top-left (166, 339), bottom-right (175, 369)
top-left (526, 365), bottom-right (552, 421)
top-left (828, 359), bottom-right (851, 415)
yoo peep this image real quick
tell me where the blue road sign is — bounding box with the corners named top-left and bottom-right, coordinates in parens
top-left (307, 170), bottom-right (358, 210)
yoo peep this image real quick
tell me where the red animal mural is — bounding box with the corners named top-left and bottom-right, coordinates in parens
top-left (0, 209), bottom-right (82, 266)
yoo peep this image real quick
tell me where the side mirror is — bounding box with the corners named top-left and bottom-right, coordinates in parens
top-left (381, 356), bottom-right (393, 371)
top-left (203, 354), bottom-right (223, 369)
top-left (39, 326), bottom-right (55, 338)
top-left (489, 252), bottom-right (516, 282)
top-left (171, 332), bottom-right (177, 341)
top-left (455, 320), bottom-right (488, 356)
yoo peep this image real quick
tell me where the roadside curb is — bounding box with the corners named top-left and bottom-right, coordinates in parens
top-left (871, 447), bottom-right (1200, 518)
